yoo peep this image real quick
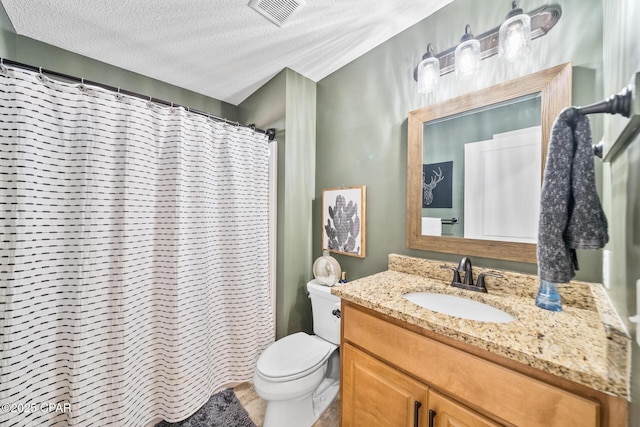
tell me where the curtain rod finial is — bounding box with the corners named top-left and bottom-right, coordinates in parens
top-left (266, 128), bottom-right (276, 140)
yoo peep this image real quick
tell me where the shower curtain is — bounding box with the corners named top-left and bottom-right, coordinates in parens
top-left (0, 67), bottom-right (275, 426)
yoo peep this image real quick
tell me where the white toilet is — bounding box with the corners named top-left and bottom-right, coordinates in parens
top-left (253, 279), bottom-right (341, 427)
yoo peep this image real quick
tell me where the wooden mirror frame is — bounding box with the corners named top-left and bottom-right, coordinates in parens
top-left (407, 63), bottom-right (572, 263)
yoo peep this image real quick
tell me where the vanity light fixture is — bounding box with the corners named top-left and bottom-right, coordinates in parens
top-left (417, 44), bottom-right (440, 93)
top-left (455, 25), bottom-right (481, 79)
top-left (499, 1), bottom-right (532, 62)
top-left (413, 4), bottom-right (561, 89)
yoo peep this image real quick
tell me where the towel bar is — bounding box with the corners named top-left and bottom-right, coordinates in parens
top-left (565, 71), bottom-right (639, 161)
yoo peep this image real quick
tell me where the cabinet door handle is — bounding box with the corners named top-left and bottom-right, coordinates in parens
top-left (428, 409), bottom-right (437, 427)
top-left (413, 401), bottom-right (422, 427)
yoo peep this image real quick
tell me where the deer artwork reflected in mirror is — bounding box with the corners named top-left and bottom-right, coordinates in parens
top-left (422, 161), bottom-right (452, 209)
top-left (423, 166), bottom-right (444, 206)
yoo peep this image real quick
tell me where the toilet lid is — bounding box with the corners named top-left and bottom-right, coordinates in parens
top-left (257, 332), bottom-right (334, 381)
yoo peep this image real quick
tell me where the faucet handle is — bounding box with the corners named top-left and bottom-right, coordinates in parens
top-left (476, 272), bottom-right (503, 291)
top-left (440, 265), bottom-right (461, 285)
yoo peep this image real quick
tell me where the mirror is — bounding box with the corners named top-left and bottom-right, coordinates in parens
top-left (407, 63), bottom-right (572, 263)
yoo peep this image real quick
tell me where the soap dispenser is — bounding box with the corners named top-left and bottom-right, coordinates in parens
top-left (535, 280), bottom-right (562, 312)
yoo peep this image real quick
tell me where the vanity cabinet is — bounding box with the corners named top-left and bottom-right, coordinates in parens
top-left (343, 342), bottom-right (499, 427)
top-left (340, 301), bottom-right (605, 427)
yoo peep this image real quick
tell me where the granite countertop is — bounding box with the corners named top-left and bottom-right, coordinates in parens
top-left (331, 254), bottom-right (631, 399)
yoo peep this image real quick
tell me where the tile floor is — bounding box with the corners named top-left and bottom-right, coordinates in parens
top-left (234, 382), bottom-right (340, 427)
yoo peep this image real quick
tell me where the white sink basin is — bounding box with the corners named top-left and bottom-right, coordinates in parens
top-left (403, 292), bottom-right (516, 323)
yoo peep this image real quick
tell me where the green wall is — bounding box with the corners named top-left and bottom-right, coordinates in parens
top-left (315, 0), bottom-right (603, 281)
top-left (0, 2), bottom-right (14, 57)
top-left (239, 68), bottom-right (317, 338)
top-left (602, 1), bottom-right (640, 424)
top-left (281, 69), bottom-right (317, 337)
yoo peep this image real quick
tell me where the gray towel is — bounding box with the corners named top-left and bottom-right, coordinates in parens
top-left (537, 110), bottom-right (608, 283)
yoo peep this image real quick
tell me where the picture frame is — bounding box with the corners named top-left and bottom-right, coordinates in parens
top-left (322, 186), bottom-right (366, 258)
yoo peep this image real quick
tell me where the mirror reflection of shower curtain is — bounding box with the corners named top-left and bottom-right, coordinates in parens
top-left (0, 67), bottom-right (275, 426)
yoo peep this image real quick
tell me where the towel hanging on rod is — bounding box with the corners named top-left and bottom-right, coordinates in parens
top-left (538, 108), bottom-right (609, 284)
top-left (560, 84), bottom-right (633, 158)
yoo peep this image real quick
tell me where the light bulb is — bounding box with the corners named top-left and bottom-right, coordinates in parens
top-left (455, 38), bottom-right (481, 80)
top-left (417, 57), bottom-right (440, 94)
top-left (499, 12), bottom-right (531, 62)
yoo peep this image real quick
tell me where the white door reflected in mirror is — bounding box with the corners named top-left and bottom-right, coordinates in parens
top-left (464, 126), bottom-right (541, 243)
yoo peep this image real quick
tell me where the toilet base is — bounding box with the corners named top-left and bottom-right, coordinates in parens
top-left (263, 394), bottom-right (314, 427)
top-left (262, 378), bottom-right (339, 427)
top-left (312, 377), bottom-right (340, 419)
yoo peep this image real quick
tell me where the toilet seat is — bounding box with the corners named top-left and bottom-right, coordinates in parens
top-left (257, 332), bottom-right (336, 382)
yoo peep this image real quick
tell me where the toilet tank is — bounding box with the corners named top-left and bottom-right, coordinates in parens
top-left (307, 280), bottom-right (341, 345)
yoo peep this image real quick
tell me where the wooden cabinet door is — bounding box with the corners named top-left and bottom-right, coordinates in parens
top-left (342, 343), bottom-right (429, 427)
top-left (428, 389), bottom-right (502, 427)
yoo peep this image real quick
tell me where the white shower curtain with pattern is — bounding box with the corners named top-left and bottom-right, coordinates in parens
top-left (0, 67), bottom-right (275, 426)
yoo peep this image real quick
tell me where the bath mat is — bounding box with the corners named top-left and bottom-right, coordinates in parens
top-left (155, 388), bottom-right (256, 427)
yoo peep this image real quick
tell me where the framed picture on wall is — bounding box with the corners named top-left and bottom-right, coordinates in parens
top-left (322, 186), bottom-right (366, 258)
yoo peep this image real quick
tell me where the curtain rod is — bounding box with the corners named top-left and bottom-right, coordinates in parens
top-left (0, 58), bottom-right (276, 141)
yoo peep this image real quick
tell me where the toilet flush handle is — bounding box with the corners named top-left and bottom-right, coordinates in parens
top-left (331, 303), bottom-right (341, 318)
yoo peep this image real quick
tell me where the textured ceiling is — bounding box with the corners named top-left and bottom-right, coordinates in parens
top-left (1, 0), bottom-right (452, 105)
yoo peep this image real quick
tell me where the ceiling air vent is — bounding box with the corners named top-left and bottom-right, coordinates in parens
top-left (249, 0), bottom-right (306, 27)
